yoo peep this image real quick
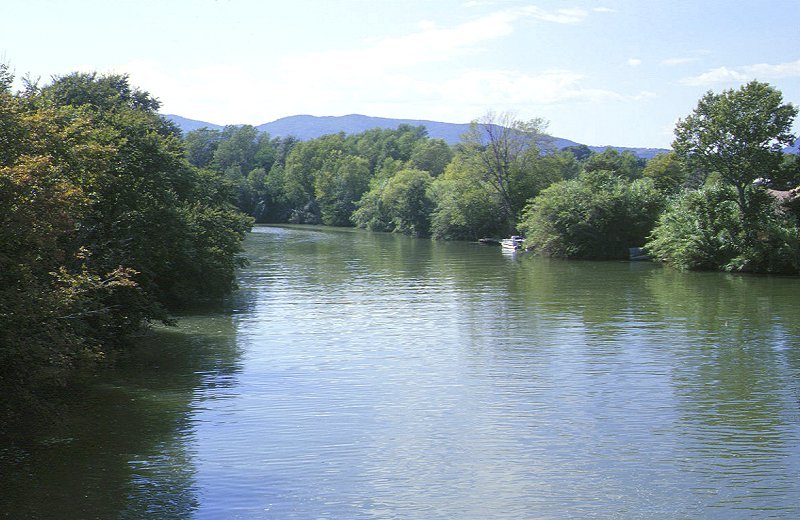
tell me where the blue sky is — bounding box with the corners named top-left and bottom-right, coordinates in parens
top-left (4, 0), bottom-right (799, 148)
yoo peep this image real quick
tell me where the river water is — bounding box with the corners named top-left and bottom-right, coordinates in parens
top-left (3, 225), bottom-right (800, 518)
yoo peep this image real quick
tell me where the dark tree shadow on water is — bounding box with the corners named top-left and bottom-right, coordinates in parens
top-left (0, 309), bottom-right (243, 519)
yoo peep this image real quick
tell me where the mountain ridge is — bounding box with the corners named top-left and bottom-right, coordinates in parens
top-left (163, 113), bottom-right (670, 159)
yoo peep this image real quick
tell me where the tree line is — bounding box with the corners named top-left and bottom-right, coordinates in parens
top-left (1, 68), bottom-right (252, 423)
top-left (191, 81), bottom-right (799, 273)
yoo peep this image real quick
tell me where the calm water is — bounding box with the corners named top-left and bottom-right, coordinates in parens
top-left (3, 225), bottom-right (800, 518)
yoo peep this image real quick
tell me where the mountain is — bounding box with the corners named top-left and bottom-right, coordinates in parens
top-left (164, 114), bottom-right (224, 133)
top-left (162, 113), bottom-right (669, 159)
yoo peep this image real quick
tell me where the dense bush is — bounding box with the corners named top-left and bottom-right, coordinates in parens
top-left (646, 184), bottom-right (800, 273)
top-left (519, 171), bottom-right (664, 259)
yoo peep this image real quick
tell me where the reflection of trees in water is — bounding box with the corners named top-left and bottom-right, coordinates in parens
top-left (645, 270), bottom-right (800, 508)
top-left (645, 270), bottom-right (800, 428)
top-left (0, 313), bottom-right (242, 518)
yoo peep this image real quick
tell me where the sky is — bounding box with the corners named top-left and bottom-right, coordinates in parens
top-left (4, 0), bottom-right (799, 148)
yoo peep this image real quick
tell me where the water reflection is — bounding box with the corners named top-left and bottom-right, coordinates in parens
top-left (0, 310), bottom-right (244, 518)
top-left (645, 271), bottom-right (800, 513)
top-left (3, 225), bottom-right (799, 518)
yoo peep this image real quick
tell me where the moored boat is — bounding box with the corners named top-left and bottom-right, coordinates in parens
top-left (501, 236), bottom-right (524, 251)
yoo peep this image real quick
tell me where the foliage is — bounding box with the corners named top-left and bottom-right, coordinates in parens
top-left (184, 127), bottom-right (222, 168)
top-left (641, 152), bottom-right (688, 195)
top-left (519, 171), bottom-right (664, 259)
top-left (673, 80), bottom-right (797, 213)
top-left (314, 153), bottom-right (371, 226)
top-left (408, 138), bottom-right (453, 176)
top-left (183, 125), bottom-right (294, 221)
top-left (1, 71), bottom-right (251, 407)
top-left (429, 156), bottom-right (508, 240)
top-left (583, 148), bottom-right (645, 179)
top-left (283, 133), bottom-right (347, 220)
top-left (458, 111), bottom-right (551, 229)
top-left (646, 184), bottom-right (800, 273)
top-left (352, 168), bottom-right (434, 236)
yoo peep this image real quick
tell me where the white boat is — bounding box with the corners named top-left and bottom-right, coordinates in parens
top-left (501, 236), bottom-right (524, 251)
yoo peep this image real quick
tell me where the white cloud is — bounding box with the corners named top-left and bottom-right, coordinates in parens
top-left (634, 91), bottom-right (658, 101)
top-left (745, 59), bottom-right (800, 78)
top-left (662, 57), bottom-right (697, 66)
top-left (438, 68), bottom-right (622, 107)
top-left (517, 6), bottom-right (588, 24)
top-left (628, 58), bottom-right (642, 67)
top-left (681, 58), bottom-right (800, 86)
top-left (592, 7), bottom-right (616, 13)
top-left (121, 7), bottom-right (606, 125)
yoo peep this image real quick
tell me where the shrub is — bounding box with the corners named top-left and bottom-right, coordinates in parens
top-left (519, 171), bottom-right (663, 259)
top-left (646, 184), bottom-right (800, 273)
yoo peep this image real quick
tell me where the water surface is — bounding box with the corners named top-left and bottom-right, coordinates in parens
top-left (3, 225), bottom-right (800, 518)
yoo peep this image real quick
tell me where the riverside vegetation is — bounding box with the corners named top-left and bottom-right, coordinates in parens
top-left (188, 81), bottom-right (799, 271)
top-left (0, 68), bottom-right (252, 427)
top-left (1, 68), bottom-right (797, 424)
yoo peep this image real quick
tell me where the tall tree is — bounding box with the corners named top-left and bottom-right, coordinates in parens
top-left (460, 111), bottom-right (551, 231)
top-left (673, 80), bottom-right (797, 214)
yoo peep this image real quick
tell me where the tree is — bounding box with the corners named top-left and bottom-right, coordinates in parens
top-left (36, 72), bottom-right (252, 306)
top-left (583, 148), bottom-right (644, 179)
top-left (642, 152), bottom-right (688, 195)
top-left (352, 168), bottom-right (434, 236)
top-left (409, 138), bottom-right (453, 176)
top-left (673, 81), bottom-right (797, 214)
top-left (429, 155), bottom-right (507, 240)
top-left (459, 111), bottom-right (551, 231)
top-left (212, 125), bottom-right (260, 174)
top-left (1, 70), bottom-right (252, 425)
top-left (646, 184), bottom-right (800, 273)
top-left (314, 153), bottom-right (371, 226)
top-left (184, 127), bottom-right (222, 168)
top-left (283, 133), bottom-right (347, 218)
top-left (519, 171), bottom-right (664, 259)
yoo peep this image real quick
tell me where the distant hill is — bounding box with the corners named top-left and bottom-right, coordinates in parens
top-left (162, 113), bottom-right (669, 159)
top-left (164, 114), bottom-right (224, 133)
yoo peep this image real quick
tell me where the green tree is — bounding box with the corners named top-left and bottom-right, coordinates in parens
top-left (642, 152), bottom-right (688, 195)
top-left (184, 127), bottom-right (222, 168)
top-left (460, 112), bottom-right (550, 230)
top-left (1, 70), bottom-right (252, 424)
top-left (429, 155), bottom-right (507, 240)
top-left (519, 171), bottom-right (664, 259)
top-left (353, 168), bottom-right (434, 236)
top-left (283, 133), bottom-right (347, 220)
top-left (314, 153), bottom-right (371, 226)
top-left (37, 72), bottom-right (252, 305)
top-left (583, 148), bottom-right (645, 179)
top-left (673, 80), bottom-right (797, 214)
top-left (212, 125), bottom-right (260, 174)
top-left (409, 138), bottom-right (453, 176)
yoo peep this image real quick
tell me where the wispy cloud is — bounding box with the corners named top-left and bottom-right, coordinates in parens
top-left (438, 68), bottom-right (622, 106)
top-left (123, 6), bottom-right (606, 124)
top-left (283, 5), bottom-right (589, 77)
top-left (681, 58), bottom-right (800, 86)
top-left (628, 58), bottom-right (642, 67)
top-left (662, 57), bottom-right (697, 66)
top-left (518, 6), bottom-right (588, 24)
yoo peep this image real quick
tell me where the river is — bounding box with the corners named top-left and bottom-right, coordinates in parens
top-left (3, 225), bottom-right (800, 518)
